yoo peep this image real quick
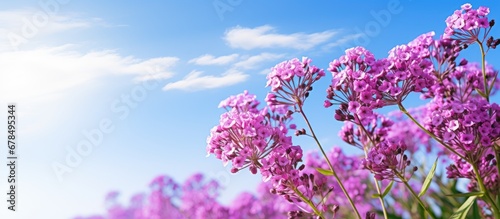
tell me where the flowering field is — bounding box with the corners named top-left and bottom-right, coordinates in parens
top-left (74, 3), bottom-right (500, 219)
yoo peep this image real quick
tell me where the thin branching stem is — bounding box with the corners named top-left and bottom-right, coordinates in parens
top-left (298, 105), bottom-right (361, 219)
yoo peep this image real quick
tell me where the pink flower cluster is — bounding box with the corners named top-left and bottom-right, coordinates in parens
top-left (74, 173), bottom-right (295, 219)
top-left (207, 89), bottom-right (334, 215)
top-left (339, 114), bottom-right (394, 150)
top-left (387, 108), bottom-right (436, 154)
top-left (325, 32), bottom-right (437, 125)
top-left (444, 3), bottom-right (492, 42)
top-left (325, 47), bottom-right (386, 124)
top-left (206, 90), bottom-right (293, 174)
top-left (423, 97), bottom-right (500, 194)
top-left (383, 32), bottom-right (435, 102)
top-left (80, 3), bottom-right (500, 219)
top-left (266, 57), bottom-right (325, 111)
top-left (303, 147), bottom-right (373, 218)
top-left (447, 153), bottom-right (499, 195)
top-left (425, 48), bottom-right (500, 101)
top-left (424, 98), bottom-right (500, 154)
top-left (339, 113), bottom-right (416, 181)
top-left (363, 139), bottom-right (412, 181)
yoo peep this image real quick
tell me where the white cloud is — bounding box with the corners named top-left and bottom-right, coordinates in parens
top-left (324, 33), bottom-right (364, 50)
top-left (233, 53), bottom-right (285, 70)
top-left (0, 45), bottom-right (179, 102)
top-left (188, 54), bottom-right (239, 65)
top-left (224, 25), bottom-right (338, 50)
top-left (133, 72), bottom-right (174, 82)
top-left (162, 70), bottom-right (248, 91)
top-left (127, 57), bottom-right (179, 81)
top-left (0, 10), bottom-right (103, 51)
top-left (174, 52), bottom-right (285, 92)
top-left (259, 68), bottom-right (272, 75)
top-left (178, 26), bottom-right (358, 92)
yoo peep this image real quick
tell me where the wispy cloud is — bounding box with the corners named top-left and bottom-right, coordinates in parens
top-left (234, 53), bottom-right (285, 69)
top-left (167, 25), bottom-right (351, 92)
top-left (0, 10), bottom-right (104, 51)
top-left (188, 54), bottom-right (239, 65)
top-left (170, 52), bottom-right (285, 92)
top-left (0, 10), bottom-right (93, 32)
top-left (128, 57), bottom-right (179, 81)
top-left (162, 70), bottom-right (248, 91)
top-left (323, 33), bottom-right (364, 50)
top-left (224, 25), bottom-right (338, 50)
top-left (0, 45), bottom-right (179, 102)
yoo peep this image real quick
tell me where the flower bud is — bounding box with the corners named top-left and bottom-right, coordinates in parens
top-left (487, 36), bottom-right (494, 47)
top-left (458, 58), bottom-right (468, 66)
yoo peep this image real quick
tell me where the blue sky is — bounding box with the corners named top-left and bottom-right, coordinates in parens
top-left (0, 1), bottom-right (499, 218)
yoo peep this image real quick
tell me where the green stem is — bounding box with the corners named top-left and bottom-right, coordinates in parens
top-left (298, 106), bottom-right (361, 219)
top-left (471, 163), bottom-right (500, 218)
top-left (476, 40), bottom-right (500, 217)
top-left (477, 40), bottom-right (490, 101)
top-left (398, 103), bottom-right (466, 160)
top-left (396, 172), bottom-right (436, 219)
top-left (496, 149), bottom-right (500, 211)
top-left (355, 115), bottom-right (374, 157)
top-left (291, 185), bottom-right (323, 218)
top-left (353, 115), bottom-right (388, 219)
top-left (374, 180), bottom-right (389, 219)
top-left (397, 104), bottom-right (500, 216)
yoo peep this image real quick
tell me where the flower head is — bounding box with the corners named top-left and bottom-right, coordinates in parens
top-left (362, 139), bottom-right (412, 181)
top-left (326, 47), bottom-right (387, 125)
top-left (424, 98), bottom-right (500, 156)
top-left (443, 4), bottom-right (492, 44)
top-left (266, 57), bottom-right (325, 111)
top-left (207, 91), bottom-right (294, 174)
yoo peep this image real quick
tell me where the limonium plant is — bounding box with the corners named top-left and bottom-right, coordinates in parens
top-left (206, 3), bottom-right (500, 218)
top-left (76, 3), bottom-right (500, 219)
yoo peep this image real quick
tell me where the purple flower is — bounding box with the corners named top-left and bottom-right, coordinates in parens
top-left (326, 47), bottom-right (388, 124)
top-left (207, 91), bottom-right (295, 175)
top-left (266, 57), bottom-right (324, 111)
top-left (460, 133), bottom-right (474, 144)
top-left (443, 4), bottom-right (492, 44)
top-left (447, 120), bottom-right (460, 131)
top-left (461, 3), bottom-right (472, 11)
top-left (362, 139), bottom-right (411, 181)
top-left (443, 131), bottom-right (456, 142)
top-left (303, 147), bottom-right (373, 218)
top-left (447, 153), bottom-right (499, 195)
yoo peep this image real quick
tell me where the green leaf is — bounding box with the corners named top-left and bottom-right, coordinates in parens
top-left (471, 199), bottom-right (481, 219)
top-left (316, 168), bottom-right (333, 176)
top-left (417, 203), bottom-right (426, 219)
top-left (476, 88), bottom-right (486, 97)
top-left (375, 210), bottom-right (403, 219)
top-left (487, 72), bottom-right (498, 95)
top-left (449, 196), bottom-right (477, 219)
top-left (418, 157), bottom-right (438, 197)
top-left (371, 181), bottom-right (394, 206)
top-left (445, 192), bottom-right (484, 197)
top-left (381, 181), bottom-right (394, 198)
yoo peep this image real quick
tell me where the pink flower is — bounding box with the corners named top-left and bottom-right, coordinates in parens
top-left (448, 120), bottom-right (460, 131)
top-left (266, 58), bottom-right (324, 110)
